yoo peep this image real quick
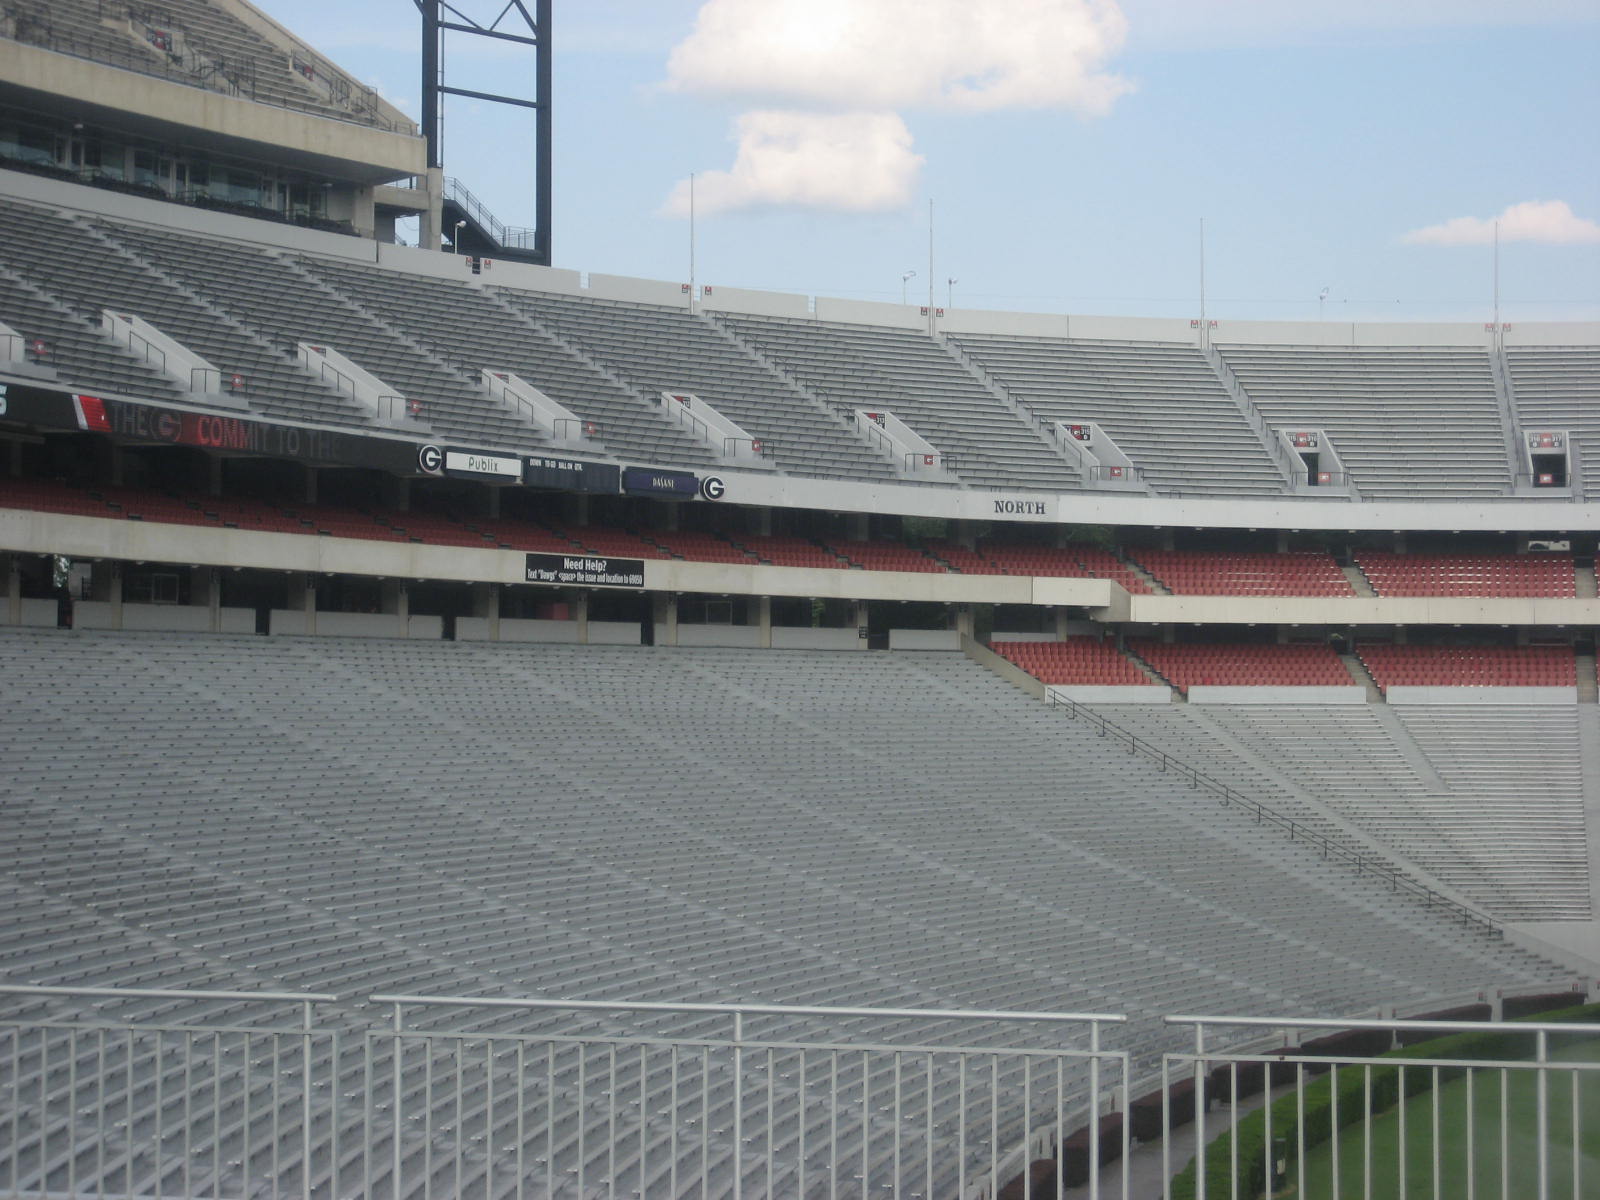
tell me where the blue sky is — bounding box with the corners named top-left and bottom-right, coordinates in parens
top-left (260, 0), bottom-right (1598, 323)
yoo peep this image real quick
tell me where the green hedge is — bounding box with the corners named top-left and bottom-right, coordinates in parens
top-left (1166, 1002), bottom-right (1599, 1200)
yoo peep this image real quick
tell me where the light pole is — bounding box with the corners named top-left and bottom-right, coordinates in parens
top-left (901, 270), bottom-right (916, 305)
top-left (1318, 286), bottom-right (1329, 321)
top-left (453, 219), bottom-right (466, 253)
top-left (947, 277), bottom-right (959, 309)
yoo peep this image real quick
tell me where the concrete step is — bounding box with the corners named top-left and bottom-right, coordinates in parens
top-left (1340, 652), bottom-right (1384, 701)
top-left (1575, 564), bottom-right (1597, 600)
top-left (1342, 563), bottom-right (1377, 597)
top-left (1577, 654), bottom-right (1598, 703)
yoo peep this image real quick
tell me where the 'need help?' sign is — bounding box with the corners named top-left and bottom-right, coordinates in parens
top-left (524, 552), bottom-right (645, 588)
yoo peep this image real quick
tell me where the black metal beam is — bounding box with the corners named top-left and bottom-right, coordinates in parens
top-left (417, 0), bottom-right (550, 264)
top-left (437, 21), bottom-right (539, 46)
top-left (534, 0), bottom-right (550, 264)
top-left (420, 0), bottom-right (440, 170)
top-left (439, 85), bottom-right (541, 109)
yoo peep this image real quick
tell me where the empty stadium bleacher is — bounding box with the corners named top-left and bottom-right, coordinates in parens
top-left (1214, 344), bottom-right (1514, 499)
top-left (949, 333), bottom-right (1286, 496)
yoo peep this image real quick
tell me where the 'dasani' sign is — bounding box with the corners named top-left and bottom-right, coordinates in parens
top-left (524, 552), bottom-right (646, 588)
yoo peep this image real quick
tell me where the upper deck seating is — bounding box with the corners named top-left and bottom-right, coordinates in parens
top-left (1216, 343), bottom-right (1513, 498)
top-left (715, 313), bottom-right (1079, 491)
top-left (992, 637), bottom-right (1148, 685)
top-left (495, 291), bottom-right (895, 481)
top-left (1506, 346), bottom-right (1599, 495)
top-left (295, 256), bottom-right (716, 467)
top-left (1129, 550), bottom-right (1352, 596)
top-left (0, 198), bottom-right (369, 426)
top-left (1355, 552), bottom-right (1578, 597)
top-left (1357, 644), bottom-right (1577, 689)
top-left (1128, 640), bottom-right (1351, 691)
top-left (12, 0), bottom-right (392, 128)
top-left (948, 334), bottom-right (1285, 496)
top-left (0, 632), bottom-right (1572, 1196)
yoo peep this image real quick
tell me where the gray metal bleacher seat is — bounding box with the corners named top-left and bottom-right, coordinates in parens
top-left (716, 313), bottom-right (1080, 490)
top-left (1216, 343), bottom-right (1514, 498)
top-left (1506, 346), bottom-right (1599, 494)
top-left (951, 334), bottom-right (1285, 495)
top-left (498, 290), bottom-right (898, 481)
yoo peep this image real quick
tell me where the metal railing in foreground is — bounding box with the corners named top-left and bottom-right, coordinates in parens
top-left (0, 984), bottom-right (338, 1200)
top-left (0, 985), bottom-right (1129, 1199)
top-left (1046, 692), bottom-right (1500, 933)
top-left (1161, 1012), bottom-right (1600, 1200)
top-left (369, 995), bottom-right (1130, 1200)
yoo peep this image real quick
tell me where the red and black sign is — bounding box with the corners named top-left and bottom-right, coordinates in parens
top-left (0, 381), bottom-right (426, 474)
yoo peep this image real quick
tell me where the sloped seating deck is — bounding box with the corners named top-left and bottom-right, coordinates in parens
top-left (1129, 550), bottom-right (1353, 596)
top-left (948, 333), bottom-right (1286, 496)
top-left (1105, 701), bottom-right (1591, 922)
top-left (714, 312), bottom-right (1080, 491)
top-left (1216, 344), bottom-right (1513, 499)
top-left (1506, 346), bottom-right (1599, 494)
top-left (496, 291), bottom-right (895, 482)
top-left (295, 255), bottom-right (716, 467)
top-left (1356, 644), bottom-right (1577, 689)
top-left (1355, 552), bottom-right (1578, 597)
top-left (0, 632), bottom-right (1573, 1196)
top-left (1127, 640), bottom-right (1351, 691)
top-left (0, 198), bottom-right (367, 427)
top-left (992, 637), bottom-right (1148, 685)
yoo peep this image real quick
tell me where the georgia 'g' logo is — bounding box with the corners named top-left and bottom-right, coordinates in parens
top-left (418, 444), bottom-right (443, 474)
top-left (700, 475), bottom-right (725, 500)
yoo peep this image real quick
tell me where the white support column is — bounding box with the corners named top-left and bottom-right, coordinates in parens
top-left (574, 591), bottom-right (590, 644)
top-left (654, 593), bottom-right (679, 647)
top-left (758, 595), bottom-right (772, 649)
top-left (4, 554), bottom-right (19, 625)
top-left (853, 599), bottom-right (870, 650)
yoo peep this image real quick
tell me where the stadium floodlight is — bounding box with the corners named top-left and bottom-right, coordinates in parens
top-left (1319, 286), bottom-right (1330, 320)
top-left (901, 270), bottom-right (916, 305)
top-left (948, 277), bottom-right (959, 309)
top-left (453, 219), bottom-right (467, 253)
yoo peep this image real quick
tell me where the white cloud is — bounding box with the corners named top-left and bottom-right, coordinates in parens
top-left (665, 0), bottom-right (1133, 116)
top-left (663, 110), bottom-right (924, 216)
top-left (1118, 0), bottom-right (1599, 50)
top-left (1402, 200), bottom-right (1600, 246)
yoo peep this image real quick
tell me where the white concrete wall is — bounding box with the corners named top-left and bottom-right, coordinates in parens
top-left (770, 626), bottom-right (861, 650)
top-left (406, 615), bottom-right (443, 640)
top-left (1186, 685), bottom-right (1366, 704)
top-left (700, 286), bottom-right (811, 318)
top-left (587, 620), bottom-right (643, 645)
top-left (813, 296), bottom-right (926, 330)
top-left (675, 624), bottom-right (764, 648)
top-left (1047, 684), bottom-right (1170, 704)
top-left (307, 612), bottom-right (407, 638)
top-left (586, 274), bottom-right (690, 308)
top-left (218, 607), bottom-right (256, 634)
top-left (1384, 686), bottom-right (1579, 705)
top-left (888, 629), bottom-right (961, 651)
top-left (6, 597), bottom-right (58, 627)
top-left (456, 616), bottom-right (581, 643)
